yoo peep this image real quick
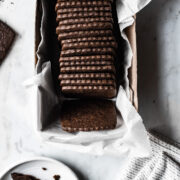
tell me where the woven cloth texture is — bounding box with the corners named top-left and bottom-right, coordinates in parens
top-left (120, 131), bottom-right (180, 180)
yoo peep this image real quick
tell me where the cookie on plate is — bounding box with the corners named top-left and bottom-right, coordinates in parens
top-left (11, 173), bottom-right (39, 180)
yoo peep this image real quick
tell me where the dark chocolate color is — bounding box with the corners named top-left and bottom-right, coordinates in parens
top-left (56, 22), bottom-right (113, 33)
top-left (59, 60), bottom-right (113, 67)
top-left (55, 0), bottom-right (111, 10)
top-left (58, 17), bottom-right (113, 25)
top-left (62, 41), bottom-right (117, 50)
top-left (60, 79), bottom-right (116, 86)
top-left (0, 21), bottom-right (15, 62)
top-left (58, 30), bottom-right (112, 41)
top-left (61, 36), bottom-right (115, 45)
top-left (56, 6), bottom-right (112, 13)
top-left (60, 99), bottom-right (117, 132)
top-left (56, 11), bottom-right (112, 21)
top-left (60, 65), bottom-right (116, 73)
top-left (61, 85), bottom-right (116, 98)
top-left (11, 173), bottom-right (40, 180)
top-left (59, 55), bottom-right (114, 62)
top-left (53, 175), bottom-right (61, 180)
top-left (60, 47), bottom-right (116, 57)
top-left (58, 73), bottom-right (115, 80)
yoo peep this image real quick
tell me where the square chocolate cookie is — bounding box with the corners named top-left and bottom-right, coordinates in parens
top-left (60, 99), bottom-right (117, 132)
top-left (0, 21), bottom-right (15, 62)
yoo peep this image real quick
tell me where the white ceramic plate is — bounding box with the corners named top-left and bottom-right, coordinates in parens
top-left (0, 157), bottom-right (78, 180)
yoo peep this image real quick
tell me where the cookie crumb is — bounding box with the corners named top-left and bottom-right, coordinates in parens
top-left (53, 175), bottom-right (61, 180)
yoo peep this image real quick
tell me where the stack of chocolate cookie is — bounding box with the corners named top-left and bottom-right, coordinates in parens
top-left (55, 0), bottom-right (117, 132)
top-left (55, 0), bottom-right (117, 99)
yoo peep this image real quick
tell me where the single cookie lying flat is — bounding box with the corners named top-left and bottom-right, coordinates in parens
top-left (0, 21), bottom-right (15, 62)
top-left (61, 85), bottom-right (116, 98)
top-left (60, 99), bottom-right (117, 132)
top-left (58, 73), bottom-right (115, 80)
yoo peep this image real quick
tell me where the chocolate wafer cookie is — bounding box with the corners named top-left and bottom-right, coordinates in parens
top-left (56, 22), bottom-right (113, 34)
top-left (60, 79), bottom-right (116, 86)
top-left (61, 85), bottom-right (116, 98)
top-left (55, 1), bottom-right (111, 10)
top-left (59, 60), bottom-right (113, 67)
top-left (59, 73), bottom-right (115, 80)
top-left (60, 99), bottom-right (117, 132)
top-left (58, 17), bottom-right (113, 25)
top-left (59, 55), bottom-right (114, 62)
top-left (60, 48), bottom-right (115, 57)
top-left (58, 30), bottom-right (113, 41)
top-left (56, 6), bottom-right (112, 14)
top-left (56, 12), bottom-right (112, 21)
top-left (57, 0), bottom-right (114, 3)
top-left (55, 0), bottom-right (117, 101)
top-left (60, 65), bottom-right (115, 73)
top-left (61, 36), bottom-right (115, 45)
top-left (62, 41), bottom-right (117, 50)
top-left (0, 21), bottom-right (15, 62)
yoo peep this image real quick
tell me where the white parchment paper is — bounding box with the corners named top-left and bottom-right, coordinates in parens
top-left (24, 0), bottom-right (151, 157)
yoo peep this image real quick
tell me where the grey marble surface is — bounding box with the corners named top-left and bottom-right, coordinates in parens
top-left (137, 0), bottom-right (180, 143)
top-left (0, 0), bottom-right (180, 179)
